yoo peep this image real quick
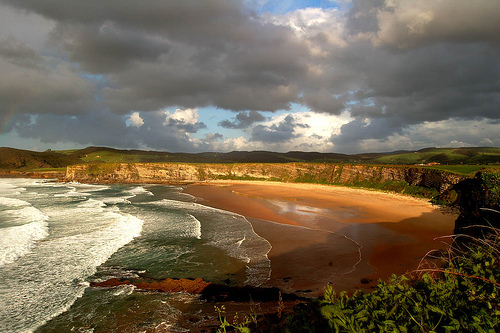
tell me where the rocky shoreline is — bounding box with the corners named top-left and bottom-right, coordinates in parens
top-left (63, 162), bottom-right (465, 194)
top-left (91, 277), bottom-right (305, 303)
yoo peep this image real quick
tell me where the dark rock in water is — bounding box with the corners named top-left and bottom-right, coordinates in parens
top-left (91, 277), bottom-right (211, 294)
top-left (91, 277), bottom-right (303, 303)
top-left (360, 278), bottom-right (372, 284)
top-left (200, 284), bottom-right (299, 302)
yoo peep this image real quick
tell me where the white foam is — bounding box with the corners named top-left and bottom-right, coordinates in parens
top-left (112, 284), bottom-right (136, 296)
top-left (0, 208), bottom-right (143, 332)
top-left (128, 186), bottom-right (154, 196)
top-left (71, 183), bottom-right (110, 192)
top-left (77, 199), bottom-right (106, 209)
top-left (149, 199), bottom-right (271, 286)
top-left (0, 211), bottom-right (49, 266)
top-left (54, 189), bottom-right (90, 198)
top-left (101, 197), bottom-right (132, 205)
top-left (187, 214), bottom-right (202, 239)
top-left (0, 197), bottom-right (30, 208)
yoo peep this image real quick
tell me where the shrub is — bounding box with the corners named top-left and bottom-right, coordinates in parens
top-left (320, 226), bottom-right (500, 333)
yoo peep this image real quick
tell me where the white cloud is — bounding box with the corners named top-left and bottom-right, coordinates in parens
top-left (262, 6), bottom-right (348, 52)
top-left (337, 118), bottom-right (500, 153)
top-left (128, 112), bottom-right (144, 127)
top-left (244, 110), bottom-right (353, 152)
top-left (163, 108), bottom-right (199, 125)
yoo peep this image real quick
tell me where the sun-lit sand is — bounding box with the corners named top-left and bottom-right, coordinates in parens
top-left (184, 181), bottom-right (458, 296)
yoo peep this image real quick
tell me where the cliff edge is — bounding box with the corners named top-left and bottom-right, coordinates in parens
top-left (65, 162), bottom-right (465, 198)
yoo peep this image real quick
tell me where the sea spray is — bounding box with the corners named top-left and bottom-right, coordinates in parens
top-left (149, 199), bottom-right (272, 286)
top-left (0, 180), bottom-right (144, 333)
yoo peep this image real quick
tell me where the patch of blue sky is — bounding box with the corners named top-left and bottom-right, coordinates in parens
top-left (249, 0), bottom-right (344, 14)
top-left (195, 107), bottom-right (246, 139)
top-left (81, 73), bottom-right (105, 82)
top-left (194, 103), bottom-right (311, 140)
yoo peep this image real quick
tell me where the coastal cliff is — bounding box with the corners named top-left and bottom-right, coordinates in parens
top-left (65, 163), bottom-right (464, 195)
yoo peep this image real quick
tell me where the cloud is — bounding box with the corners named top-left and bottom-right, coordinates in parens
top-left (2, 0), bottom-right (309, 114)
top-left (13, 108), bottom-right (209, 153)
top-left (0, 0), bottom-right (499, 153)
top-left (251, 114), bottom-right (308, 143)
top-left (50, 23), bottom-right (171, 73)
top-left (128, 112), bottom-right (144, 128)
top-left (332, 117), bottom-right (500, 153)
top-left (219, 111), bottom-right (266, 129)
top-left (0, 56), bottom-right (97, 116)
top-left (162, 108), bottom-right (207, 133)
top-left (0, 37), bottom-right (44, 70)
top-left (301, 89), bottom-right (344, 114)
top-left (374, 0), bottom-right (500, 48)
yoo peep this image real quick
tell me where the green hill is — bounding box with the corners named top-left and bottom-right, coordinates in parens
top-left (373, 147), bottom-right (500, 165)
top-left (1, 146), bottom-right (500, 171)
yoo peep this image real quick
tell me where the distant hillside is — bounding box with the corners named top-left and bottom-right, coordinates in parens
top-left (0, 147), bottom-right (81, 170)
top-left (372, 147), bottom-right (500, 165)
top-left (1, 146), bottom-right (500, 171)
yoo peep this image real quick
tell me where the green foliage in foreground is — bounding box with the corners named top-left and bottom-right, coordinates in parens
top-left (217, 226), bottom-right (500, 332)
top-left (321, 231), bottom-right (500, 332)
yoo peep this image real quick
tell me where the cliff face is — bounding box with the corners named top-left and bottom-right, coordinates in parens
top-left (65, 163), bottom-right (465, 194)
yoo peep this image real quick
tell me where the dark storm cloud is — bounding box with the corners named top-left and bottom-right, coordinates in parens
top-left (0, 37), bottom-right (44, 70)
top-left (342, 41), bottom-right (500, 123)
top-left (251, 115), bottom-right (309, 143)
top-left (345, 0), bottom-right (385, 35)
top-left (219, 111), bottom-right (266, 129)
top-left (0, 54), bottom-right (97, 116)
top-left (164, 117), bottom-right (207, 133)
top-left (15, 109), bottom-right (208, 153)
top-left (2, 0), bottom-right (309, 114)
top-left (301, 89), bottom-right (344, 114)
top-left (50, 24), bottom-right (171, 74)
top-left (373, 0), bottom-right (500, 48)
top-left (1, 0), bottom-right (499, 152)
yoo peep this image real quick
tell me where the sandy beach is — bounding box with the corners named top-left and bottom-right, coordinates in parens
top-left (184, 181), bottom-right (458, 296)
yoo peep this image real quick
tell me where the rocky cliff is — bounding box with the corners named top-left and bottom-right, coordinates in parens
top-left (65, 162), bottom-right (465, 195)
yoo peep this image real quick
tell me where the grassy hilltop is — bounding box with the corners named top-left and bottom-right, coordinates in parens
top-left (2, 146), bottom-right (500, 172)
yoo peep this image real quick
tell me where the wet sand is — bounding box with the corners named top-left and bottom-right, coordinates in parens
top-left (184, 181), bottom-right (457, 296)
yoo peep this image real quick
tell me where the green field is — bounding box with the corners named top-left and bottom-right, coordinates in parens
top-left (374, 147), bottom-right (500, 165)
top-left (2, 146), bottom-right (500, 171)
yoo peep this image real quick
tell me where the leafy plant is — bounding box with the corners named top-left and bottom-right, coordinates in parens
top-left (215, 305), bottom-right (257, 333)
top-left (320, 226), bottom-right (500, 333)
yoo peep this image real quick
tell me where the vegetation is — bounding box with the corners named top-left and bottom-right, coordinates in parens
top-left (215, 172), bottom-right (500, 332)
top-left (423, 165), bottom-right (500, 176)
top-left (319, 227), bottom-right (500, 332)
top-left (216, 224), bottom-right (500, 332)
top-left (373, 147), bottom-right (500, 166)
top-left (2, 146), bottom-right (500, 171)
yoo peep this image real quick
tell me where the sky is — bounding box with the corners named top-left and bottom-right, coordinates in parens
top-left (0, 0), bottom-right (498, 154)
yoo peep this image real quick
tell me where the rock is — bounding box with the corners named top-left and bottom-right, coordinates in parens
top-left (91, 277), bottom-right (211, 294)
top-left (91, 277), bottom-right (303, 302)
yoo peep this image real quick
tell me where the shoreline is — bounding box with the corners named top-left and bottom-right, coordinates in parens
top-left (2, 174), bottom-right (458, 295)
top-left (184, 180), bottom-right (458, 295)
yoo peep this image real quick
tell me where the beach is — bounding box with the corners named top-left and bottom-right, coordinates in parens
top-left (184, 181), bottom-right (458, 296)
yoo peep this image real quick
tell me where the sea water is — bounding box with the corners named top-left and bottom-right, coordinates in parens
top-left (0, 179), bottom-right (271, 332)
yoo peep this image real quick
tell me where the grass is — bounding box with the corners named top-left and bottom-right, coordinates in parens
top-left (32, 167), bottom-right (67, 172)
top-left (318, 225), bottom-right (500, 332)
top-left (422, 165), bottom-right (496, 175)
top-left (216, 224), bottom-right (500, 332)
top-left (373, 147), bottom-right (500, 165)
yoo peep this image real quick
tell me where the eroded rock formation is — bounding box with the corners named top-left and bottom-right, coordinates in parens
top-left (65, 162), bottom-right (465, 195)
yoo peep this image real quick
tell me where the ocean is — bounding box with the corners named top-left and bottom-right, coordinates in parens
top-left (0, 178), bottom-right (271, 332)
